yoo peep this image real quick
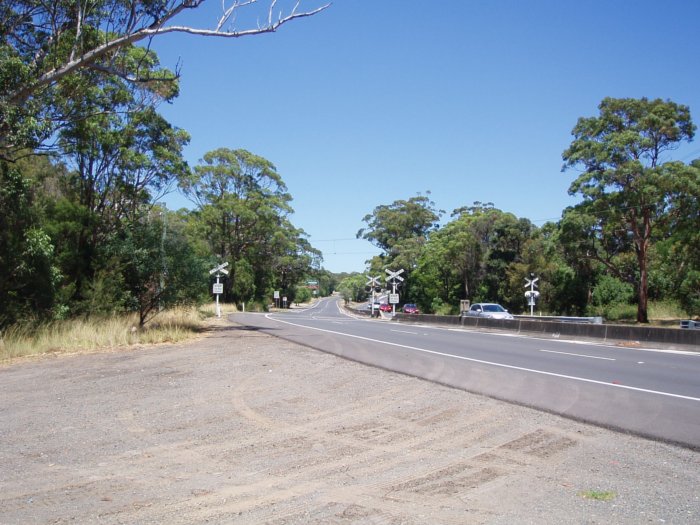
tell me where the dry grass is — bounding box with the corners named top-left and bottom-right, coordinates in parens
top-left (0, 304), bottom-right (238, 364)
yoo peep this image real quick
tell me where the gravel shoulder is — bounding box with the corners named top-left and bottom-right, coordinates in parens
top-left (1, 319), bottom-right (698, 524)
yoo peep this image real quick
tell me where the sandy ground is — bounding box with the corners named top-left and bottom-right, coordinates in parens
top-left (1, 320), bottom-right (698, 524)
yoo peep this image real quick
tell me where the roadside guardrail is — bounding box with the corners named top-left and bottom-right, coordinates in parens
top-left (513, 315), bottom-right (603, 324)
top-left (393, 313), bottom-right (700, 350)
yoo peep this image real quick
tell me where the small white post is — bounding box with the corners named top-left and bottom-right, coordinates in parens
top-left (216, 274), bottom-right (221, 318)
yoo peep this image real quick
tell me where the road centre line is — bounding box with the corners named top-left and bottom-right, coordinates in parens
top-left (539, 349), bottom-right (616, 361)
top-left (391, 329), bottom-right (419, 335)
top-left (265, 313), bottom-right (700, 403)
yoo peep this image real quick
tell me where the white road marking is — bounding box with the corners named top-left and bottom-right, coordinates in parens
top-left (444, 327), bottom-right (700, 355)
top-left (539, 349), bottom-right (616, 361)
top-left (265, 313), bottom-right (700, 403)
top-left (391, 329), bottom-right (419, 335)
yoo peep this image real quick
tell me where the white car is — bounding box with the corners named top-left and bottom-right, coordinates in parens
top-left (465, 303), bottom-right (514, 320)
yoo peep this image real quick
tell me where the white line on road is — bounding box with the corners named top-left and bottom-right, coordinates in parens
top-left (265, 313), bottom-right (700, 403)
top-left (539, 349), bottom-right (616, 361)
top-left (391, 329), bottom-right (419, 335)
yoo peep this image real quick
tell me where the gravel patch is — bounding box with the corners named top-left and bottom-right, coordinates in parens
top-left (1, 322), bottom-right (698, 524)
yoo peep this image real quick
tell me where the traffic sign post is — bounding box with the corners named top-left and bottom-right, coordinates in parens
top-left (385, 268), bottom-right (405, 315)
top-left (209, 262), bottom-right (229, 318)
top-left (524, 274), bottom-right (540, 316)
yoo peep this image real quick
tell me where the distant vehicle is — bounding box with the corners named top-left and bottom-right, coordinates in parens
top-left (367, 301), bottom-right (382, 316)
top-left (379, 303), bottom-right (393, 313)
top-left (402, 303), bottom-right (420, 314)
top-left (464, 303), bottom-right (514, 320)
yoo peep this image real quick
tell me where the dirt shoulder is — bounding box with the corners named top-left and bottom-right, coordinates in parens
top-left (1, 321), bottom-right (698, 524)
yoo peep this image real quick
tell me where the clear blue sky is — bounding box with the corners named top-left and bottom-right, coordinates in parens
top-left (152, 0), bottom-right (700, 274)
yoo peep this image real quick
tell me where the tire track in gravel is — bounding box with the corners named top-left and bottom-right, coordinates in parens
top-left (1, 324), bottom-right (698, 524)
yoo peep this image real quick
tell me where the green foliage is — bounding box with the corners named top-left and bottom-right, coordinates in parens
top-left (412, 204), bottom-right (537, 314)
top-left (0, 1), bottom-right (181, 158)
top-left (591, 275), bottom-right (635, 308)
top-left (294, 286), bottom-right (312, 304)
top-left (0, 161), bottom-right (60, 326)
top-left (337, 273), bottom-right (369, 304)
top-left (0, 2), bottom-right (327, 328)
top-left (103, 211), bottom-right (208, 326)
top-left (678, 272), bottom-right (700, 317)
top-left (562, 97), bottom-right (696, 323)
top-left (181, 148), bottom-right (318, 306)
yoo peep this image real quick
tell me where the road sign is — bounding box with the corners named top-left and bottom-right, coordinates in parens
top-left (385, 268), bottom-right (405, 282)
top-left (524, 276), bottom-right (539, 288)
top-left (389, 293), bottom-right (399, 304)
top-left (209, 262), bottom-right (230, 275)
top-left (213, 283), bottom-right (223, 294)
top-left (366, 276), bottom-right (381, 287)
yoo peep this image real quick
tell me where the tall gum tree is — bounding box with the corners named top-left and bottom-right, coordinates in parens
top-left (562, 97), bottom-right (696, 323)
top-left (181, 147), bottom-right (296, 304)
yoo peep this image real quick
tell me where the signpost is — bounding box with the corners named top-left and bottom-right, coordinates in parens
top-left (385, 268), bottom-right (405, 315)
top-left (524, 274), bottom-right (540, 316)
top-left (209, 262), bottom-right (229, 317)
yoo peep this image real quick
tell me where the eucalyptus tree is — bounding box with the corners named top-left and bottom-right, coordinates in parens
top-left (46, 69), bottom-right (190, 308)
top-left (262, 222), bottom-right (322, 304)
top-left (414, 214), bottom-right (484, 311)
top-left (357, 193), bottom-right (443, 301)
top-left (358, 194), bottom-right (443, 258)
top-left (413, 203), bottom-right (532, 313)
top-left (182, 148), bottom-right (301, 304)
top-left (0, 0), bottom-right (330, 158)
top-left (562, 97), bottom-right (696, 322)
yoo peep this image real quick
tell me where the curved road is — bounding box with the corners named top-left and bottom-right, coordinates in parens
top-left (234, 297), bottom-right (700, 448)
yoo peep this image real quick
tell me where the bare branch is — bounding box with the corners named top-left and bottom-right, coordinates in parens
top-left (7, 1), bottom-right (331, 105)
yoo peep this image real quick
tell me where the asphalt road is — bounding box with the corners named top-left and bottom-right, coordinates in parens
top-left (235, 297), bottom-right (700, 449)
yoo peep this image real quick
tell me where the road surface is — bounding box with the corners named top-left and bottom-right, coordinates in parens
top-left (236, 297), bottom-right (700, 448)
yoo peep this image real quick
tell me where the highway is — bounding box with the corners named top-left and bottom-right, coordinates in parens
top-left (233, 296), bottom-right (700, 448)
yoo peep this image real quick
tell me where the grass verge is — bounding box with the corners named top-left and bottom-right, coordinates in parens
top-left (0, 305), bottom-right (238, 364)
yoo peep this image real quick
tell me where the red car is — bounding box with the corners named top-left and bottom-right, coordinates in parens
top-left (379, 303), bottom-right (393, 312)
top-left (402, 303), bottom-right (420, 314)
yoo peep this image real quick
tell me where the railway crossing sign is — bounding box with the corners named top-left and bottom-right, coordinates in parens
top-left (524, 276), bottom-right (538, 289)
top-left (209, 262), bottom-right (229, 275)
top-left (209, 262), bottom-right (229, 318)
top-left (385, 268), bottom-right (405, 284)
top-left (524, 274), bottom-right (540, 315)
top-left (366, 276), bottom-right (381, 289)
top-left (385, 269), bottom-right (405, 314)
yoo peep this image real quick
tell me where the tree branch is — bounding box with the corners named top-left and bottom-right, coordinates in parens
top-left (8, 1), bottom-right (331, 105)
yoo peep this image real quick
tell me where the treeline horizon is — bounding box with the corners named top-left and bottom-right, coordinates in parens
top-left (339, 98), bottom-right (700, 323)
top-left (1, 4), bottom-right (698, 327)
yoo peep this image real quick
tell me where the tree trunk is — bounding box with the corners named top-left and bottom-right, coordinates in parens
top-left (636, 239), bottom-right (650, 324)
